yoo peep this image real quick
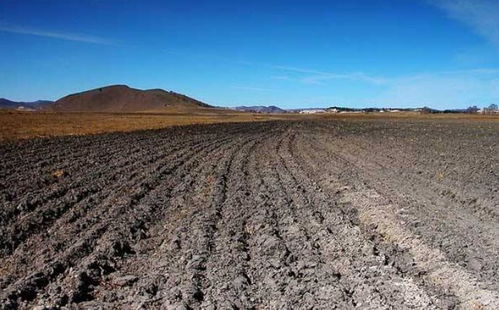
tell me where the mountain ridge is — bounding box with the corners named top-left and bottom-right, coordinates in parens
top-left (0, 98), bottom-right (53, 110)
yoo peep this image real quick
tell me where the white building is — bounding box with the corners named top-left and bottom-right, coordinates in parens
top-left (299, 109), bottom-right (326, 114)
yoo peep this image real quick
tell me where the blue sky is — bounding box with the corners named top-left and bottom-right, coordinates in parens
top-left (1, 0), bottom-right (499, 109)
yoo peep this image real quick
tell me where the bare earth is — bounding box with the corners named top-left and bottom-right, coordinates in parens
top-left (1, 118), bottom-right (498, 309)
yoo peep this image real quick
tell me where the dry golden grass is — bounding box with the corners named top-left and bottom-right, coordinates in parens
top-left (1, 109), bottom-right (498, 142)
top-left (0, 109), bottom-right (287, 141)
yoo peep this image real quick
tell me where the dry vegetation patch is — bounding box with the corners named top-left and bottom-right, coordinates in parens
top-left (0, 110), bottom-right (283, 141)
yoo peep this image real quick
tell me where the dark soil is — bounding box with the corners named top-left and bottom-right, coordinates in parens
top-left (1, 119), bottom-right (498, 309)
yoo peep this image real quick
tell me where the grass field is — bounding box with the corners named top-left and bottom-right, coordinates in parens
top-left (1, 109), bottom-right (498, 142)
top-left (0, 110), bottom-right (284, 141)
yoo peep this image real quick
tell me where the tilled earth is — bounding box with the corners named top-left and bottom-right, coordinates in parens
top-left (0, 119), bottom-right (498, 309)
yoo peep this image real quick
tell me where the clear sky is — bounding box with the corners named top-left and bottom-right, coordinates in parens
top-left (1, 0), bottom-right (499, 109)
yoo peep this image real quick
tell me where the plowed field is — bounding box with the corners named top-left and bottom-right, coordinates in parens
top-left (1, 119), bottom-right (498, 309)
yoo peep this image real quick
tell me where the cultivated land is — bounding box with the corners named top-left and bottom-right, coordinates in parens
top-left (1, 117), bottom-right (498, 309)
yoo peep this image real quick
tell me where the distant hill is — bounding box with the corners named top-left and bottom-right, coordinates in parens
top-left (0, 98), bottom-right (53, 110)
top-left (49, 85), bottom-right (211, 112)
top-left (233, 105), bottom-right (286, 113)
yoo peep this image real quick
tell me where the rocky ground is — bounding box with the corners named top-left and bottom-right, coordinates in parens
top-left (0, 118), bottom-right (498, 309)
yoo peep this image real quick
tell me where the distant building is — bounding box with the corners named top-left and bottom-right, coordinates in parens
top-left (300, 109), bottom-right (326, 114)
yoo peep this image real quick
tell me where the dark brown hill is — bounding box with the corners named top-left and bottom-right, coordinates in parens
top-left (50, 85), bottom-right (211, 112)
